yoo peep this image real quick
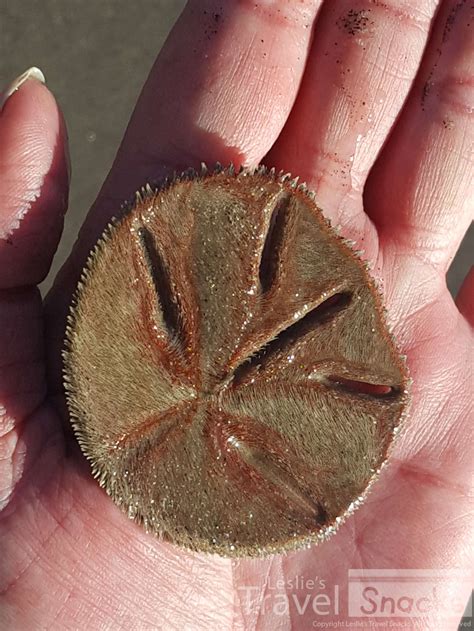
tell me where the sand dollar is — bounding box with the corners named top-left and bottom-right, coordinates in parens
top-left (64, 165), bottom-right (409, 556)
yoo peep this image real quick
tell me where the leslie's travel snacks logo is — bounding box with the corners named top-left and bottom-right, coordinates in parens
top-left (235, 569), bottom-right (471, 625)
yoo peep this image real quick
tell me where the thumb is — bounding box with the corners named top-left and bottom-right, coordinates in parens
top-left (0, 68), bottom-right (70, 506)
top-left (0, 67), bottom-right (69, 289)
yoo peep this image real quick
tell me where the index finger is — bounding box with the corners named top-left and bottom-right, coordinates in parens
top-left (52, 1), bottom-right (321, 285)
top-left (45, 0), bottom-right (322, 391)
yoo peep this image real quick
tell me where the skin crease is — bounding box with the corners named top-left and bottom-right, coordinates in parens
top-left (0, 0), bottom-right (472, 628)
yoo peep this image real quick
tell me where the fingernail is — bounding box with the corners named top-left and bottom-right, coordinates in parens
top-left (0, 66), bottom-right (46, 111)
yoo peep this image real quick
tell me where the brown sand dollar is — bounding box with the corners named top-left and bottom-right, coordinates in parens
top-left (64, 165), bottom-right (409, 556)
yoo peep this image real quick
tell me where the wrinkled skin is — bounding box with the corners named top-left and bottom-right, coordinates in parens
top-left (0, 1), bottom-right (472, 629)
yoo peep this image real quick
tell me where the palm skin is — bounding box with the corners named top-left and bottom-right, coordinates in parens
top-left (0, 1), bottom-right (472, 629)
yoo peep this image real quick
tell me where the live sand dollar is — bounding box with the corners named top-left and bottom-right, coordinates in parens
top-left (64, 165), bottom-right (410, 557)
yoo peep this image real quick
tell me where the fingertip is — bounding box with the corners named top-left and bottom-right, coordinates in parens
top-left (0, 72), bottom-right (70, 288)
top-left (455, 266), bottom-right (474, 326)
top-left (0, 66), bottom-right (46, 111)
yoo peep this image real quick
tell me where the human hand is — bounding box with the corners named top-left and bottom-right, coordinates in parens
top-left (1, 1), bottom-right (472, 629)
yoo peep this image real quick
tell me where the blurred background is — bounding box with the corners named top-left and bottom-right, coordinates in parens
top-left (0, 0), bottom-right (471, 295)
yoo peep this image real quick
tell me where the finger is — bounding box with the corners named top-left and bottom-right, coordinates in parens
top-left (266, 0), bottom-right (439, 230)
top-left (364, 0), bottom-right (474, 270)
top-left (0, 69), bottom-right (69, 289)
top-left (0, 70), bottom-right (69, 489)
top-left (45, 0), bottom-right (322, 394)
top-left (50, 0), bottom-right (321, 284)
top-left (456, 266), bottom-right (474, 326)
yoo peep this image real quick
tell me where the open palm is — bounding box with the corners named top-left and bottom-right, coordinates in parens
top-left (1, 1), bottom-right (472, 629)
